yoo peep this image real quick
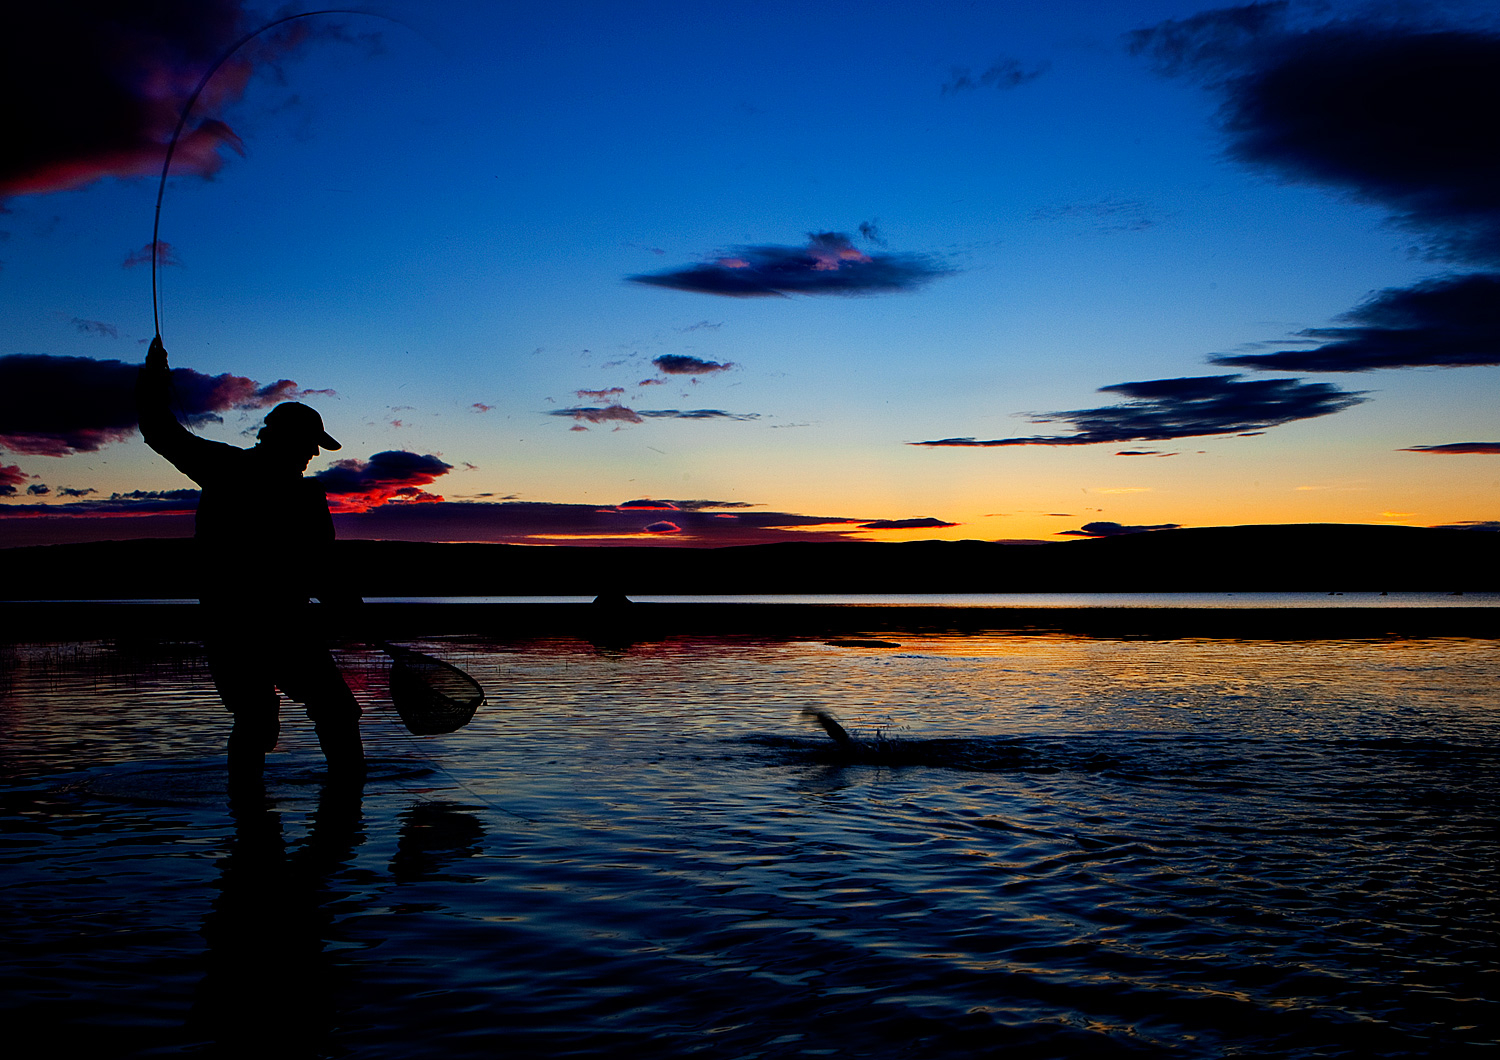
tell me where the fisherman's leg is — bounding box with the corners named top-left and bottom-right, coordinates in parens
top-left (278, 643), bottom-right (363, 776)
top-left (207, 642), bottom-right (281, 777)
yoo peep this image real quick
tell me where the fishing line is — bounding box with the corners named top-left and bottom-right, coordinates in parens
top-left (145, 13), bottom-right (518, 819)
top-left (379, 714), bottom-right (536, 825)
top-left (368, 644), bottom-right (535, 824)
top-left (150, 7), bottom-right (399, 341)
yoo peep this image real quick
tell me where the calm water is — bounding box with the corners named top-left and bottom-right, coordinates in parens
top-left (1, 630), bottom-right (1497, 1058)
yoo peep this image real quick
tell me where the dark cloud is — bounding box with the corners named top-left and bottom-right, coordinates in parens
top-left (1213, 273), bottom-right (1500, 371)
top-left (553, 404), bottom-right (643, 425)
top-left (638, 409), bottom-right (759, 421)
top-left (0, 0), bottom-right (350, 199)
top-left (667, 499), bottom-right (757, 511)
top-left (322, 500), bottom-right (867, 545)
top-left (551, 405), bottom-right (759, 426)
top-left (1132, 10), bottom-right (1500, 266)
top-left (1400, 441), bottom-right (1500, 454)
top-left (471, 402), bottom-right (494, 412)
top-left (25, 483), bottom-right (49, 496)
top-left (107, 488), bottom-right (203, 509)
top-left (652, 354), bottom-right (734, 375)
top-left (1059, 521), bottom-right (1182, 537)
top-left (123, 240), bottom-right (183, 269)
top-left (72, 318), bottom-right (118, 339)
top-left (1430, 520), bottom-right (1500, 531)
top-left (910, 375), bottom-right (1365, 447)
top-left (1116, 449), bottom-right (1178, 457)
top-left (0, 488), bottom-right (203, 545)
top-left (1129, 10), bottom-right (1500, 389)
top-left (0, 488), bottom-right (200, 514)
top-left (941, 58), bottom-right (1051, 94)
top-left (0, 353), bottom-right (317, 456)
top-left (858, 221), bottom-right (887, 247)
top-left (576, 387), bottom-right (625, 401)
top-left (313, 450), bottom-right (454, 512)
top-left (628, 232), bottom-right (953, 297)
top-left (58, 486), bottom-right (97, 497)
top-left (0, 490), bottom-right (957, 548)
top-left (1224, 28), bottom-right (1500, 265)
top-left (644, 520), bottom-right (681, 534)
top-left (857, 517), bottom-right (958, 530)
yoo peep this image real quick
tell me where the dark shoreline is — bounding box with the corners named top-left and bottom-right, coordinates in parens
top-left (2, 524), bottom-right (1497, 601)
top-left (5, 600), bottom-right (1499, 642)
top-left (4, 524), bottom-right (1496, 641)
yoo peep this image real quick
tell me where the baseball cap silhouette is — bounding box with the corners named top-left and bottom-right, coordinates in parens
top-left (263, 402), bottom-right (340, 450)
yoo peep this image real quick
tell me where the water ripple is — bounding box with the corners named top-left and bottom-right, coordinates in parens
top-left (1, 634), bottom-right (1496, 1057)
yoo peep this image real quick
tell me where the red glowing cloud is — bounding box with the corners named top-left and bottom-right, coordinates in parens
top-left (0, 464), bottom-right (29, 496)
top-left (314, 450), bottom-right (455, 513)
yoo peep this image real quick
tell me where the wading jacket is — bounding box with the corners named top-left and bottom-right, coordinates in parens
top-left (135, 362), bottom-right (341, 612)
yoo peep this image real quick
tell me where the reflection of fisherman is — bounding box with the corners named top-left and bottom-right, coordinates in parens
top-left (192, 776), bottom-right (365, 1048)
top-left (137, 337), bottom-right (363, 777)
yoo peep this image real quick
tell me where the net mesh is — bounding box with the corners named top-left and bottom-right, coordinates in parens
top-left (386, 645), bottom-right (485, 735)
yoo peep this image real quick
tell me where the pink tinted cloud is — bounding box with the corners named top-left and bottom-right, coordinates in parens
top-left (0, 353), bottom-right (320, 456)
top-left (556, 404), bottom-right (645, 425)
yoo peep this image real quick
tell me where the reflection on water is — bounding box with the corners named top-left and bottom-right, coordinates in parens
top-left (1, 633), bottom-right (1497, 1057)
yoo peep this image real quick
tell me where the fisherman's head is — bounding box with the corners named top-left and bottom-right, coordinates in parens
top-left (257, 402), bottom-right (340, 472)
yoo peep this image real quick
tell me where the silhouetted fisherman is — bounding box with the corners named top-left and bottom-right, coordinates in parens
top-left (137, 337), bottom-right (364, 778)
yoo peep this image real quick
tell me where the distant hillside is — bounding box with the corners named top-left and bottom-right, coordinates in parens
top-left (1, 524), bottom-right (1494, 600)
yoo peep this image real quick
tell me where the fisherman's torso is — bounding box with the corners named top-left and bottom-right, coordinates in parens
top-left (187, 443), bottom-right (335, 606)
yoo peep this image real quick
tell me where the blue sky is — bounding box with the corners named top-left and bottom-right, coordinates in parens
top-left (1, 0), bottom-right (1496, 546)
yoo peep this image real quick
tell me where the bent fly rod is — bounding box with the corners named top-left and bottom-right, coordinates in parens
top-left (148, 10), bottom-right (488, 738)
top-left (150, 8), bottom-right (395, 342)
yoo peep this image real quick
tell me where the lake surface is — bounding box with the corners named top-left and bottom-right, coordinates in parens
top-left (2, 629), bottom-right (1497, 1057)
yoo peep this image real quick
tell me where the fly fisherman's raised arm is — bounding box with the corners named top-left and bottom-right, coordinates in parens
top-left (134, 337), bottom-right (225, 485)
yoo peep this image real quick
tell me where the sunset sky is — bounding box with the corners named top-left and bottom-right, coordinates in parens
top-left (2, 0), bottom-right (1497, 548)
